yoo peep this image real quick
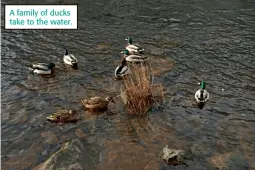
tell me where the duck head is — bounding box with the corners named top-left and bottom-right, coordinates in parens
top-left (120, 49), bottom-right (130, 57)
top-left (106, 96), bottom-right (115, 104)
top-left (47, 63), bottom-right (56, 69)
top-left (200, 81), bottom-right (206, 89)
top-left (125, 37), bottom-right (133, 44)
top-left (46, 113), bottom-right (61, 122)
top-left (64, 49), bottom-right (69, 55)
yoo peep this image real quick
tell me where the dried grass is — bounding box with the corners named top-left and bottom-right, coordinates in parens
top-left (120, 61), bottom-right (164, 115)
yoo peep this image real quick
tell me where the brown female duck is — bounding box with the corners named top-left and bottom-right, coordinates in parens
top-left (46, 110), bottom-right (80, 123)
top-left (81, 96), bottom-right (115, 110)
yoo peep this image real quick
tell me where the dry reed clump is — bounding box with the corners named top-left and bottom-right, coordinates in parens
top-left (120, 62), bottom-right (164, 116)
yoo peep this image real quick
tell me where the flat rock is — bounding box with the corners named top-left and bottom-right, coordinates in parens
top-left (34, 139), bottom-right (95, 170)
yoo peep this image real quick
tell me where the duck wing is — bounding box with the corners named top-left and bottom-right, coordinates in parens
top-left (115, 65), bottom-right (129, 77)
top-left (32, 63), bottom-right (49, 71)
top-left (134, 44), bottom-right (143, 50)
top-left (115, 65), bottom-right (122, 77)
top-left (127, 44), bottom-right (139, 50)
top-left (47, 110), bottom-right (69, 120)
top-left (119, 65), bottom-right (129, 75)
top-left (194, 90), bottom-right (200, 102)
top-left (126, 55), bottom-right (148, 62)
top-left (64, 54), bottom-right (77, 63)
top-left (203, 90), bottom-right (210, 102)
top-left (85, 97), bottom-right (104, 105)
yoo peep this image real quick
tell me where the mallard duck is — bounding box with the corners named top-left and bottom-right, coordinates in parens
top-left (125, 37), bottom-right (144, 54)
top-left (195, 81), bottom-right (210, 109)
top-left (81, 96), bottom-right (115, 110)
top-left (121, 50), bottom-right (149, 63)
top-left (46, 110), bottom-right (80, 123)
top-left (115, 58), bottom-right (130, 78)
top-left (63, 49), bottom-right (78, 68)
top-left (28, 63), bottom-right (55, 75)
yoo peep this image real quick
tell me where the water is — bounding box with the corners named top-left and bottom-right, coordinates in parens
top-left (1, 0), bottom-right (255, 169)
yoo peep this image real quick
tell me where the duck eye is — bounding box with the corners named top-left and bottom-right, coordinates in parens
top-left (56, 116), bottom-right (61, 120)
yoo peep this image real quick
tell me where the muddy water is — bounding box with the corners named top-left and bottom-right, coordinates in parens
top-left (1, 0), bottom-right (255, 169)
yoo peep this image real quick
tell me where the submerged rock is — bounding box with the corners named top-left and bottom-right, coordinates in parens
top-left (209, 152), bottom-right (232, 169)
top-left (34, 139), bottom-right (95, 170)
top-left (160, 145), bottom-right (185, 166)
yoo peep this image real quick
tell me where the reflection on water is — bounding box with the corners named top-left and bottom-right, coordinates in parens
top-left (1, 0), bottom-right (255, 169)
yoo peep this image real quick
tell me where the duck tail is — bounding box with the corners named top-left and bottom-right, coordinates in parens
top-left (27, 67), bottom-right (35, 74)
top-left (138, 48), bottom-right (145, 53)
top-left (71, 62), bottom-right (78, 68)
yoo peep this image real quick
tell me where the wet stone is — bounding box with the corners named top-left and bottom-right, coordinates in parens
top-left (41, 131), bottom-right (58, 145)
top-left (75, 128), bottom-right (87, 139)
top-left (34, 139), bottom-right (96, 170)
top-left (209, 152), bottom-right (232, 169)
top-left (160, 145), bottom-right (185, 166)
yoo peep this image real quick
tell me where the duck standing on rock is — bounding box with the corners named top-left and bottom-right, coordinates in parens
top-left (121, 50), bottom-right (148, 63)
top-left (81, 96), bottom-right (115, 111)
top-left (195, 81), bottom-right (210, 109)
top-left (115, 58), bottom-right (130, 79)
top-left (63, 49), bottom-right (78, 68)
top-left (125, 37), bottom-right (144, 54)
top-left (28, 63), bottom-right (55, 75)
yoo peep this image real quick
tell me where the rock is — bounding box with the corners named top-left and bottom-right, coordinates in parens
top-left (75, 128), bottom-right (87, 139)
top-left (160, 145), bottom-right (185, 166)
top-left (41, 131), bottom-right (58, 145)
top-left (209, 152), bottom-right (232, 169)
top-left (34, 139), bottom-right (95, 170)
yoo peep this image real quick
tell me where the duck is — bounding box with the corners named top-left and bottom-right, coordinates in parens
top-left (125, 37), bottom-right (144, 54)
top-left (115, 58), bottom-right (130, 78)
top-left (28, 63), bottom-right (55, 75)
top-left (46, 110), bottom-right (80, 123)
top-left (195, 81), bottom-right (210, 109)
top-left (81, 96), bottom-right (115, 110)
top-left (63, 49), bottom-right (78, 68)
top-left (121, 50), bottom-right (149, 63)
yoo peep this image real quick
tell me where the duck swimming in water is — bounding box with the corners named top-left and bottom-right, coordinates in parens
top-left (125, 37), bottom-right (144, 54)
top-left (81, 96), bottom-right (115, 110)
top-left (46, 110), bottom-right (80, 123)
top-left (195, 81), bottom-right (210, 109)
top-left (121, 50), bottom-right (148, 63)
top-left (28, 63), bottom-right (55, 75)
top-left (63, 49), bottom-right (78, 68)
top-left (115, 58), bottom-right (130, 79)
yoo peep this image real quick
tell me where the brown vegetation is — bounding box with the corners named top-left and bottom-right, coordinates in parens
top-left (120, 61), bottom-right (164, 115)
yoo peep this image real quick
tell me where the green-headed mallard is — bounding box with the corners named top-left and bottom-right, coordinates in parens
top-left (121, 50), bottom-right (148, 63)
top-left (81, 96), bottom-right (115, 110)
top-left (195, 81), bottom-right (210, 109)
top-left (125, 37), bottom-right (144, 54)
top-left (63, 49), bottom-right (78, 68)
top-left (46, 110), bottom-right (80, 123)
top-left (29, 63), bottom-right (55, 75)
top-left (115, 58), bottom-right (130, 78)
